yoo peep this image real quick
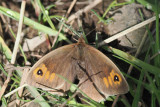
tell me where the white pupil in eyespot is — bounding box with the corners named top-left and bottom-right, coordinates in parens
top-left (37, 69), bottom-right (43, 76)
top-left (114, 75), bottom-right (119, 81)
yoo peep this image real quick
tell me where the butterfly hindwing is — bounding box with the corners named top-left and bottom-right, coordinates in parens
top-left (78, 44), bottom-right (129, 102)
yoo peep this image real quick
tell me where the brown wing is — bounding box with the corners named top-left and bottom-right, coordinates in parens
top-left (26, 44), bottom-right (77, 95)
top-left (79, 44), bottom-right (129, 102)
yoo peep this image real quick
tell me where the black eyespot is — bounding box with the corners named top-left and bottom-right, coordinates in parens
top-left (114, 75), bottom-right (119, 82)
top-left (37, 69), bottom-right (43, 76)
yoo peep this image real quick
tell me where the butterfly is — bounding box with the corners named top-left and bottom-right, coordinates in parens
top-left (25, 38), bottom-right (129, 102)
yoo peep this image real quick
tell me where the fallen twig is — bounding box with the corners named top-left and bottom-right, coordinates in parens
top-left (67, 0), bottom-right (102, 23)
top-left (98, 14), bottom-right (160, 47)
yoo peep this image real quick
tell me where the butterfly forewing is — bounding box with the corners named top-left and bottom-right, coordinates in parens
top-left (26, 44), bottom-right (77, 93)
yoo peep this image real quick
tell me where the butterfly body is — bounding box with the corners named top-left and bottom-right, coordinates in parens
top-left (26, 38), bottom-right (129, 102)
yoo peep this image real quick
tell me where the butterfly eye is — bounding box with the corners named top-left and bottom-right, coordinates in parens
top-left (114, 75), bottom-right (119, 82)
top-left (37, 69), bottom-right (43, 76)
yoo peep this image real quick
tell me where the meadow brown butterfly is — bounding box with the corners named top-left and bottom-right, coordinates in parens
top-left (26, 38), bottom-right (129, 102)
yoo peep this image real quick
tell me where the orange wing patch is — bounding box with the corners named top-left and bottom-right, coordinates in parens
top-left (103, 77), bottom-right (109, 88)
top-left (33, 64), bottom-right (56, 82)
top-left (49, 73), bottom-right (55, 82)
top-left (110, 69), bottom-right (122, 85)
top-left (45, 71), bottom-right (50, 80)
top-left (103, 69), bottom-right (122, 88)
top-left (108, 76), bottom-right (113, 86)
top-left (33, 64), bottom-right (47, 79)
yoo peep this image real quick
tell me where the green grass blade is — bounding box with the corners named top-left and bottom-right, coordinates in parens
top-left (154, 0), bottom-right (160, 67)
top-left (0, 36), bottom-right (12, 61)
top-left (151, 93), bottom-right (156, 107)
top-left (27, 86), bottom-right (51, 107)
top-left (136, 0), bottom-right (156, 11)
top-left (0, 64), bottom-right (8, 76)
top-left (0, 6), bottom-right (71, 44)
top-left (37, 0), bottom-right (56, 30)
top-left (106, 47), bottom-right (160, 75)
top-left (120, 97), bottom-right (131, 107)
top-left (131, 70), bottom-right (144, 107)
top-left (102, 0), bottom-right (117, 18)
top-left (8, 26), bottom-right (27, 63)
top-left (0, 37), bottom-right (50, 107)
top-left (56, 73), bottom-right (105, 107)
